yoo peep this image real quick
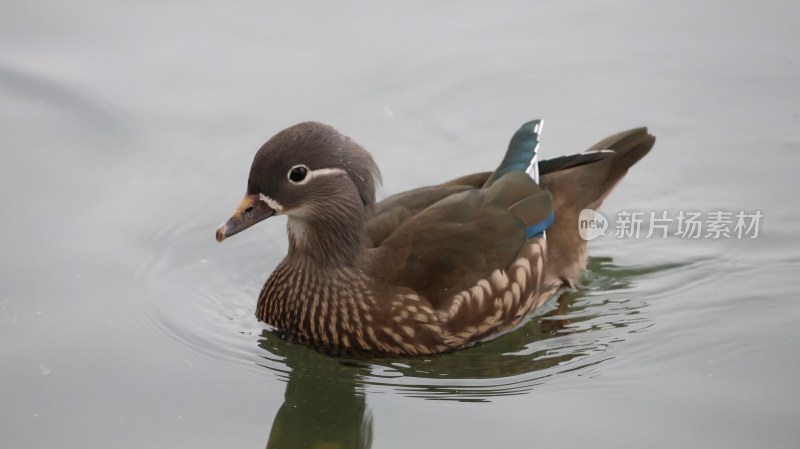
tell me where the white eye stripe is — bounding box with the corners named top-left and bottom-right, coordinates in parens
top-left (287, 165), bottom-right (347, 185)
top-left (262, 166), bottom-right (347, 212)
top-left (310, 167), bottom-right (347, 177)
top-left (258, 193), bottom-right (284, 212)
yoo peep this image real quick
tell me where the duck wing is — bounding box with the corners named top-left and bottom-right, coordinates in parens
top-left (367, 170), bottom-right (499, 246)
top-left (367, 120), bottom-right (551, 310)
top-left (367, 171), bottom-right (550, 310)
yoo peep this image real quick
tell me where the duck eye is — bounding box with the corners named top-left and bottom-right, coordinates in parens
top-left (288, 165), bottom-right (308, 183)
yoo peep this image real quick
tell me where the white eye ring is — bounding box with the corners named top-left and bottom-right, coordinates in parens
top-left (287, 165), bottom-right (310, 184)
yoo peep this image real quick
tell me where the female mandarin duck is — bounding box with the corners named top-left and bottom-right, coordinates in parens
top-left (216, 120), bottom-right (654, 355)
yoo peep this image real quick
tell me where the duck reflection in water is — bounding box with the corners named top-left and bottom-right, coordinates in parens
top-left (260, 333), bottom-right (373, 449)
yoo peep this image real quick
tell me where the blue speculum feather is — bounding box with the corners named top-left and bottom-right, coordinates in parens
top-left (525, 211), bottom-right (554, 238)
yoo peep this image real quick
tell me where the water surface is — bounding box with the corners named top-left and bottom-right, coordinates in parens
top-left (2, 1), bottom-right (799, 448)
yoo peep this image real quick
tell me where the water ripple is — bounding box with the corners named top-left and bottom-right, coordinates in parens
top-left (133, 203), bottom-right (697, 401)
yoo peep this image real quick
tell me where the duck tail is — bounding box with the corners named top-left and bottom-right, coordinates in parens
top-left (539, 127), bottom-right (655, 286)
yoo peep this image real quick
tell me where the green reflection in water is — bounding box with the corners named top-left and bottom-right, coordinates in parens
top-left (262, 340), bottom-right (373, 449)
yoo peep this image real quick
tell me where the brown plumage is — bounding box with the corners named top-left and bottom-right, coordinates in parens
top-left (216, 121), bottom-right (654, 355)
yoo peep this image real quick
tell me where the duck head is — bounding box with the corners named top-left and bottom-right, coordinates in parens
top-left (216, 122), bottom-right (381, 255)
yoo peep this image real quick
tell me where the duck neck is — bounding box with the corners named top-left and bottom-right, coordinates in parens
top-left (285, 202), bottom-right (369, 267)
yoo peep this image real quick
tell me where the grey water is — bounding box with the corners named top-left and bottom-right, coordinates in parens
top-left (2, 1), bottom-right (799, 448)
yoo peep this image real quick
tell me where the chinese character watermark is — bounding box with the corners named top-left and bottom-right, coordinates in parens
top-left (578, 209), bottom-right (763, 241)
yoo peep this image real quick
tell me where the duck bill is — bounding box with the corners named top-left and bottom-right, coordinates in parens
top-left (216, 194), bottom-right (275, 242)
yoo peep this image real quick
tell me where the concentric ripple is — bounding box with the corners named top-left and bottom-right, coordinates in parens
top-left (133, 203), bottom-right (701, 401)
